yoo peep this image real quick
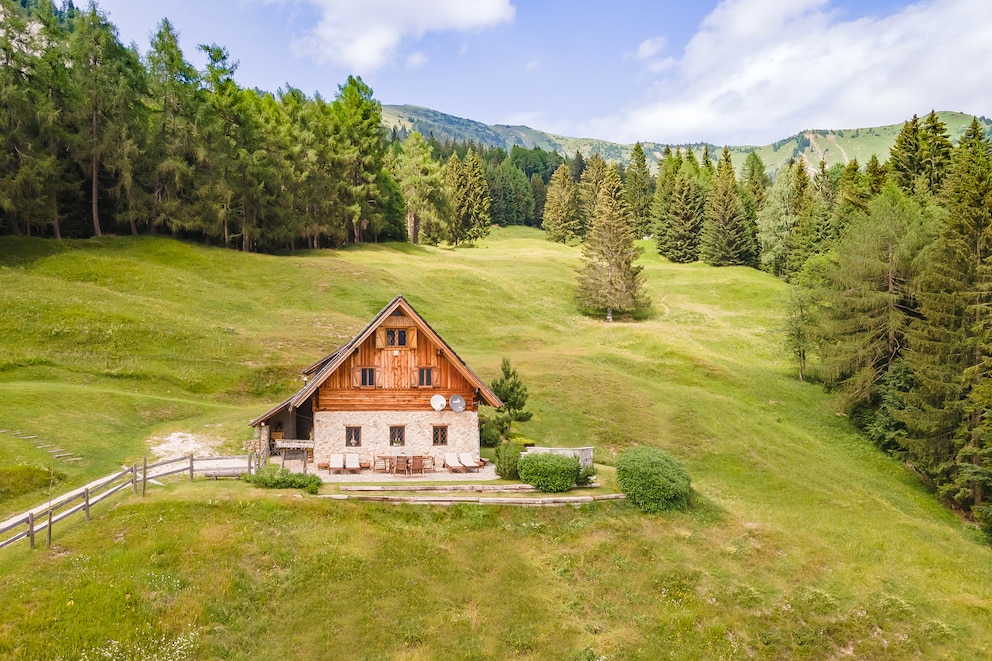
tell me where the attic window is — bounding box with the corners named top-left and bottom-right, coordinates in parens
top-left (386, 329), bottom-right (407, 347)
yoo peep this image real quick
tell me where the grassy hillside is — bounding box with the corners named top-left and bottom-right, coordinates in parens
top-left (384, 105), bottom-right (992, 175)
top-left (1, 229), bottom-right (991, 659)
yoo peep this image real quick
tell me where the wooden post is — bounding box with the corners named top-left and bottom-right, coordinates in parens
top-left (142, 456), bottom-right (147, 497)
top-left (247, 452), bottom-right (253, 476)
top-left (189, 455), bottom-right (194, 481)
top-left (131, 463), bottom-right (137, 495)
top-left (303, 450), bottom-right (307, 475)
top-left (47, 510), bottom-right (52, 548)
top-left (27, 512), bottom-right (35, 550)
top-left (84, 488), bottom-right (90, 521)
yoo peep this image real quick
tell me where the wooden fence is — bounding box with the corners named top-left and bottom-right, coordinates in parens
top-left (0, 454), bottom-right (256, 552)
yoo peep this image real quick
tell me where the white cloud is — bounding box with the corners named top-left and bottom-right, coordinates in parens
top-left (406, 51), bottom-right (428, 68)
top-left (629, 35), bottom-right (667, 61)
top-left (287, 0), bottom-right (515, 72)
top-left (585, 0), bottom-right (992, 145)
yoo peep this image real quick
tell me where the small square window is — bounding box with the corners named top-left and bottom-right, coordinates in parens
top-left (418, 367), bottom-right (433, 387)
top-left (345, 427), bottom-right (361, 447)
top-left (432, 426), bottom-right (448, 446)
top-left (386, 329), bottom-right (407, 347)
top-left (389, 426), bottom-right (405, 447)
top-left (361, 367), bottom-right (375, 387)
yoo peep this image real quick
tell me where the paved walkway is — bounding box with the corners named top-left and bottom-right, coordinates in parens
top-left (274, 457), bottom-right (499, 483)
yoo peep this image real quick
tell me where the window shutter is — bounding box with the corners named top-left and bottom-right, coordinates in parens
top-left (431, 367), bottom-right (439, 388)
top-left (375, 368), bottom-right (384, 388)
top-left (375, 329), bottom-right (385, 349)
top-left (411, 368), bottom-right (419, 388)
top-left (351, 368), bottom-right (360, 388)
top-left (408, 329), bottom-right (417, 349)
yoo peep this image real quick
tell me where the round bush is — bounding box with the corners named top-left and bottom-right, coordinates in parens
top-left (517, 453), bottom-right (580, 493)
top-left (616, 446), bottom-right (691, 512)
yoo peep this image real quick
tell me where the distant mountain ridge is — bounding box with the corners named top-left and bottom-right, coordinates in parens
top-left (382, 105), bottom-right (992, 175)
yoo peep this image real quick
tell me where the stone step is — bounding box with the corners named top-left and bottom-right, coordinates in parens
top-left (65, 457), bottom-right (84, 462)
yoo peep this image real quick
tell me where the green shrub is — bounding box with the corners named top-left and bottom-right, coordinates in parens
top-left (495, 442), bottom-right (524, 479)
top-left (575, 464), bottom-right (597, 487)
top-left (517, 453), bottom-right (580, 493)
top-left (616, 446), bottom-right (691, 512)
top-left (244, 466), bottom-right (322, 495)
top-left (479, 415), bottom-right (501, 448)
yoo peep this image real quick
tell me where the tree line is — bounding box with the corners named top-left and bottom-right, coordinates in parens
top-left (0, 1), bottom-right (566, 250)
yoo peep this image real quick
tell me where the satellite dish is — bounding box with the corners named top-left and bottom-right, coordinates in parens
top-left (430, 394), bottom-right (447, 411)
top-left (449, 394), bottom-right (466, 412)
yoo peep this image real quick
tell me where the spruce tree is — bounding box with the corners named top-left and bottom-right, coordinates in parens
top-left (490, 357), bottom-right (532, 437)
top-left (899, 118), bottom-right (992, 507)
top-left (741, 151), bottom-right (770, 212)
top-left (919, 110), bottom-right (953, 196)
top-left (577, 164), bottom-right (649, 321)
top-left (659, 172), bottom-right (705, 263)
top-left (866, 154), bottom-right (888, 196)
top-left (649, 147), bottom-right (681, 243)
top-left (625, 142), bottom-right (652, 237)
top-left (391, 131), bottom-right (446, 245)
top-left (578, 153), bottom-right (607, 238)
top-left (700, 147), bottom-right (756, 266)
top-left (888, 114), bottom-right (922, 193)
top-left (542, 163), bottom-right (580, 243)
top-left (530, 173), bottom-right (547, 224)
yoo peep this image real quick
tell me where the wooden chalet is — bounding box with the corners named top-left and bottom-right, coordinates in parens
top-left (250, 296), bottom-right (502, 467)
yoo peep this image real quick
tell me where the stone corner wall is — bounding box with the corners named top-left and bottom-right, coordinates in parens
top-left (520, 446), bottom-right (595, 469)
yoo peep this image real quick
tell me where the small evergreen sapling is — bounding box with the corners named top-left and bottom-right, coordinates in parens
top-left (490, 357), bottom-right (532, 438)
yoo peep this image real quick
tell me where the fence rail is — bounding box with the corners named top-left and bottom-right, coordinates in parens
top-left (0, 454), bottom-right (256, 552)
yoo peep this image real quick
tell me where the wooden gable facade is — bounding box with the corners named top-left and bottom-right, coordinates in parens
top-left (251, 296), bottom-right (501, 464)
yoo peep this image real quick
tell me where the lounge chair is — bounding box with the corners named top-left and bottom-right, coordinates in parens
top-left (345, 453), bottom-right (361, 474)
top-left (329, 453), bottom-right (345, 474)
top-left (459, 453), bottom-right (483, 473)
top-left (444, 452), bottom-right (467, 473)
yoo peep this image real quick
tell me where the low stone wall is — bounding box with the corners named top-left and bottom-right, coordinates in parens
top-left (520, 446), bottom-right (594, 469)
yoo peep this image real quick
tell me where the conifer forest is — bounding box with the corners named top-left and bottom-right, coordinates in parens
top-left (3, 0), bottom-right (992, 540)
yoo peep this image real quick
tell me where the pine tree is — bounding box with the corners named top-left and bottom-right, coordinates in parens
top-left (542, 163), bottom-right (580, 243)
top-left (625, 142), bottom-right (652, 237)
top-left (490, 357), bottom-right (532, 437)
top-left (576, 164), bottom-right (649, 321)
top-left (700, 147), bottom-right (756, 266)
top-left (659, 172), bottom-right (705, 263)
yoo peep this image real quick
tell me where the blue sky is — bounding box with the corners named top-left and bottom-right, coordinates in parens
top-left (94, 0), bottom-right (992, 146)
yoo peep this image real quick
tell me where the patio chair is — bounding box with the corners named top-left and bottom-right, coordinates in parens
top-left (329, 453), bottom-right (345, 474)
top-left (444, 452), bottom-right (467, 473)
top-left (422, 454), bottom-right (435, 472)
top-left (393, 455), bottom-right (409, 476)
top-left (459, 453), bottom-right (483, 473)
top-left (345, 453), bottom-right (361, 474)
top-left (410, 455), bottom-right (425, 476)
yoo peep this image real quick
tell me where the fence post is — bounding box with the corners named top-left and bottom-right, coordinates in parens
top-left (131, 463), bottom-right (137, 495)
top-left (303, 450), bottom-right (308, 475)
top-left (142, 457), bottom-right (147, 496)
top-left (189, 455), bottom-right (194, 481)
top-left (247, 452), bottom-right (253, 476)
top-left (84, 488), bottom-right (90, 521)
top-left (27, 512), bottom-right (35, 550)
top-left (47, 510), bottom-right (52, 548)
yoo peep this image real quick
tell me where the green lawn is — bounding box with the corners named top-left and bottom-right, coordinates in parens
top-left (0, 227), bottom-right (990, 659)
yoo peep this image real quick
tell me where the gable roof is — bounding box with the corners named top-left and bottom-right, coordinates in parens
top-left (250, 296), bottom-right (502, 426)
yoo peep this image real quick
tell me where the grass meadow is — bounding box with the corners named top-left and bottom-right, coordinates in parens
top-left (0, 227), bottom-right (990, 659)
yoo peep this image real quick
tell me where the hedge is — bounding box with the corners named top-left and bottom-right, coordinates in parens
top-left (517, 453), bottom-right (580, 493)
top-left (243, 466), bottom-right (322, 495)
top-left (615, 446), bottom-right (691, 512)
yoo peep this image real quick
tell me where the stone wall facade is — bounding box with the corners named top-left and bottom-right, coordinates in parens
top-left (313, 410), bottom-right (480, 465)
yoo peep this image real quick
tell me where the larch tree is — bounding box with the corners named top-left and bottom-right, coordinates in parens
top-left (576, 163), bottom-right (649, 321)
top-left (331, 75), bottom-right (385, 244)
top-left (542, 163), bottom-right (580, 243)
top-left (391, 131), bottom-right (446, 245)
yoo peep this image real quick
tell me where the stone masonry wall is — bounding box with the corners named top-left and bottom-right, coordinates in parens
top-left (313, 410), bottom-right (480, 466)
